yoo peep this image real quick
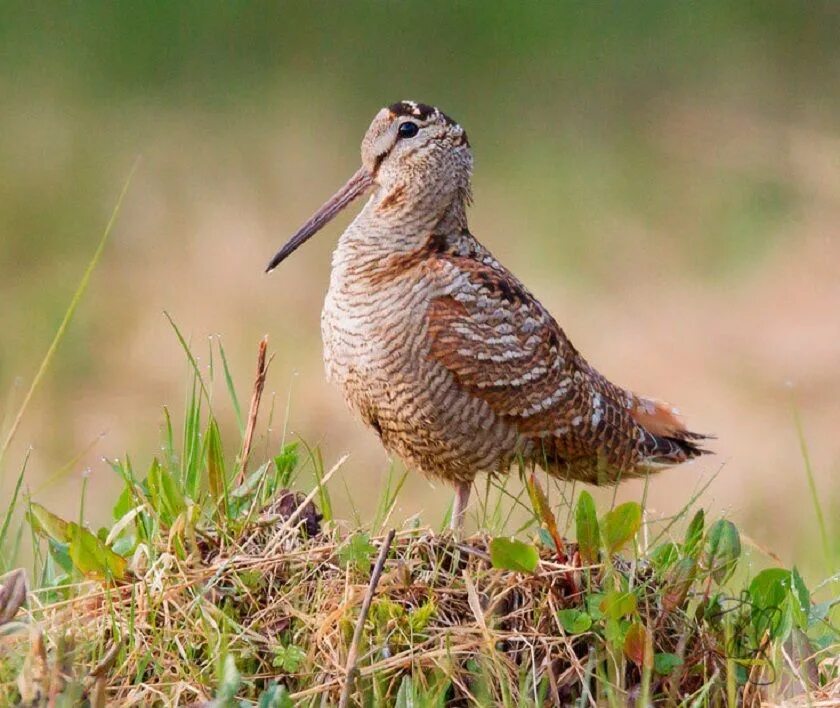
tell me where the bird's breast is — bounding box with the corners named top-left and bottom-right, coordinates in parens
top-left (320, 251), bottom-right (432, 389)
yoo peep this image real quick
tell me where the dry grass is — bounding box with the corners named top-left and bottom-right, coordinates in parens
top-left (4, 493), bottom-right (838, 707)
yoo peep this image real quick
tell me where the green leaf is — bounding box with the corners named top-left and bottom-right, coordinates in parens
top-left (112, 484), bottom-right (134, 521)
top-left (272, 644), bottom-right (306, 673)
top-left (557, 608), bottom-right (592, 634)
top-left (790, 567), bottom-right (810, 629)
top-left (67, 522), bottom-right (127, 580)
top-left (749, 568), bottom-right (792, 640)
top-left (575, 490), bottom-right (600, 564)
top-left (600, 590), bottom-right (637, 619)
top-left (586, 593), bottom-right (605, 621)
top-left (489, 537), bottom-right (539, 574)
top-left (683, 509), bottom-right (705, 557)
top-left (338, 532), bottom-right (377, 573)
top-left (28, 503), bottom-right (70, 544)
top-left (701, 519), bottom-right (741, 584)
top-left (653, 652), bottom-right (683, 675)
top-left (48, 539), bottom-right (74, 575)
top-left (600, 502), bottom-right (642, 555)
top-left (147, 458), bottom-right (186, 526)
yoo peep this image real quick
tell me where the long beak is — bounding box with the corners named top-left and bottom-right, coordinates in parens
top-left (265, 166), bottom-right (374, 273)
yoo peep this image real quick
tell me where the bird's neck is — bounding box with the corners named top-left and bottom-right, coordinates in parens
top-left (338, 178), bottom-right (471, 259)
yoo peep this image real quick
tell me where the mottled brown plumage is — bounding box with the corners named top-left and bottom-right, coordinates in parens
top-left (267, 100), bottom-right (711, 528)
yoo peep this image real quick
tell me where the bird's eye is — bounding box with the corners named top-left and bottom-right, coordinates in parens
top-left (398, 122), bottom-right (419, 139)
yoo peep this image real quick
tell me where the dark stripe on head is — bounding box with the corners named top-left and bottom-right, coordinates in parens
top-left (388, 100), bottom-right (458, 127)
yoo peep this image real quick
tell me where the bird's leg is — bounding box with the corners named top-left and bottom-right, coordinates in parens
top-left (450, 481), bottom-right (471, 533)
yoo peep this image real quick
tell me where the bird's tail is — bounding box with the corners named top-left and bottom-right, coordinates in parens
top-left (631, 395), bottom-right (713, 465)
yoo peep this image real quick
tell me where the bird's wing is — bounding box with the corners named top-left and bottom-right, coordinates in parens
top-left (426, 253), bottom-right (612, 431)
top-left (425, 251), bottom-right (708, 468)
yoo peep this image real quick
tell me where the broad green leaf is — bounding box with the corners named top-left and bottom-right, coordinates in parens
top-left (683, 509), bottom-right (704, 557)
top-left (147, 458), bottom-right (186, 525)
top-left (557, 608), bottom-right (592, 634)
top-left (749, 568), bottom-right (792, 640)
top-left (48, 539), bottom-right (74, 575)
top-left (654, 652), bottom-right (683, 675)
top-left (600, 590), bottom-right (637, 619)
top-left (623, 621), bottom-right (652, 668)
top-left (489, 537), bottom-right (539, 574)
top-left (662, 557), bottom-right (696, 613)
top-left (600, 502), bottom-right (642, 555)
top-left (586, 592), bottom-right (605, 621)
top-left (112, 484), bottom-right (134, 520)
top-left (67, 522), bottom-right (127, 580)
top-left (575, 491), bottom-right (600, 564)
top-left (28, 503), bottom-right (70, 544)
top-left (701, 519), bottom-right (741, 584)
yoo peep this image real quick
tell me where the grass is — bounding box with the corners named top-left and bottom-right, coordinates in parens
top-left (1, 181), bottom-right (839, 707)
top-left (0, 332), bottom-right (838, 706)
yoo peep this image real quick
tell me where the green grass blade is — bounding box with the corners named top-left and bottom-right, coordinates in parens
top-left (217, 337), bottom-right (244, 435)
top-left (164, 311), bottom-right (211, 405)
top-left (0, 450), bottom-right (29, 570)
top-left (182, 375), bottom-right (203, 498)
top-left (0, 158), bottom-right (139, 469)
top-left (794, 410), bottom-right (831, 569)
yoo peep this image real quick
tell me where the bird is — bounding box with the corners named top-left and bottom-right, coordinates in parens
top-left (266, 100), bottom-right (711, 530)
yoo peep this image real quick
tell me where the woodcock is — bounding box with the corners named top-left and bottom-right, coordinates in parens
top-left (267, 101), bottom-right (711, 529)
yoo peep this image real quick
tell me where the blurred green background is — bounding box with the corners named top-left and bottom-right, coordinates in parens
top-left (1, 2), bottom-right (838, 572)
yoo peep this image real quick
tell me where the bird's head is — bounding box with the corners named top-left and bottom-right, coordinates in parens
top-left (266, 100), bottom-right (471, 272)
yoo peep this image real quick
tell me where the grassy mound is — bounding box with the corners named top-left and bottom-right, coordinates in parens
top-left (0, 337), bottom-right (837, 707)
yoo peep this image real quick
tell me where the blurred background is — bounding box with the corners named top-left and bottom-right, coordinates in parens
top-left (1, 3), bottom-right (838, 574)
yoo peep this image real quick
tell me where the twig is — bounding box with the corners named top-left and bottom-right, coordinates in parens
top-left (339, 527), bottom-right (395, 708)
top-left (237, 335), bottom-right (272, 485)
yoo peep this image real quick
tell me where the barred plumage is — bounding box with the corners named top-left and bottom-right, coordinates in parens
top-left (268, 100), bottom-right (711, 528)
